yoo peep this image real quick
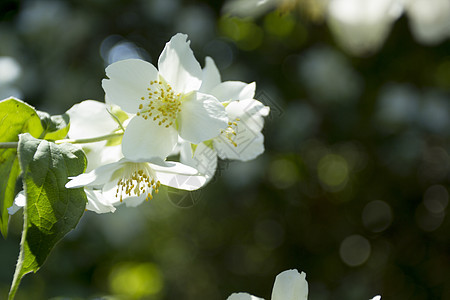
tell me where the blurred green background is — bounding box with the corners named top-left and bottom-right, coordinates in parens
top-left (1, 0), bottom-right (450, 299)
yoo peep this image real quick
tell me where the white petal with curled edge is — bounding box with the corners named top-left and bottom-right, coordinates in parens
top-left (149, 160), bottom-right (199, 176)
top-left (85, 189), bottom-right (116, 214)
top-left (226, 293), bottom-right (264, 300)
top-left (200, 56), bottom-right (221, 93)
top-left (178, 92), bottom-right (228, 144)
top-left (158, 33), bottom-right (202, 93)
top-left (210, 81), bottom-right (256, 102)
top-left (271, 269), bottom-right (308, 300)
top-left (180, 142), bottom-right (217, 181)
top-left (67, 100), bottom-right (118, 139)
top-left (65, 161), bottom-right (122, 189)
top-left (370, 296), bottom-right (381, 300)
top-left (7, 191), bottom-right (26, 215)
top-left (121, 116), bottom-right (178, 161)
top-left (102, 59), bottom-right (159, 113)
top-left (156, 171), bottom-right (207, 191)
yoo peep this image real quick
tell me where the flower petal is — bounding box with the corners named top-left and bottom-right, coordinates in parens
top-left (151, 160), bottom-right (208, 191)
top-left (85, 189), bottom-right (116, 214)
top-left (180, 142), bottom-right (217, 180)
top-left (85, 144), bottom-right (123, 172)
top-left (271, 269), bottom-right (308, 300)
top-left (150, 160), bottom-right (200, 176)
top-left (67, 100), bottom-right (118, 139)
top-left (210, 81), bottom-right (256, 102)
top-left (200, 56), bottom-right (221, 93)
top-left (226, 99), bottom-right (270, 132)
top-left (215, 131), bottom-right (265, 161)
top-left (226, 293), bottom-right (264, 300)
top-left (103, 59), bottom-right (159, 113)
top-left (7, 191), bottom-right (26, 215)
top-left (122, 116), bottom-right (178, 161)
top-left (179, 92), bottom-right (228, 144)
top-left (65, 161), bottom-right (122, 188)
top-left (158, 33), bottom-right (202, 93)
top-left (156, 172), bottom-right (207, 191)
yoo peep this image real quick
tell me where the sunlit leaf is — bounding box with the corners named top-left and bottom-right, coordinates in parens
top-left (0, 97), bottom-right (44, 238)
top-left (8, 133), bottom-right (87, 300)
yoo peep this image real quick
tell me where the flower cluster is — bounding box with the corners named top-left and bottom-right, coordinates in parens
top-left (223, 0), bottom-right (450, 56)
top-left (62, 33), bottom-right (270, 213)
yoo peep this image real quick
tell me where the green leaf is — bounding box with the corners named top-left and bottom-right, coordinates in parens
top-left (37, 111), bottom-right (70, 140)
top-left (0, 97), bottom-right (44, 238)
top-left (0, 150), bottom-right (20, 238)
top-left (8, 133), bottom-right (87, 300)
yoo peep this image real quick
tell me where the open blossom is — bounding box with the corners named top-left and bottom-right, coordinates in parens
top-left (403, 0), bottom-right (450, 44)
top-left (227, 269), bottom-right (308, 300)
top-left (65, 158), bottom-right (207, 213)
top-left (227, 269), bottom-right (381, 300)
top-left (102, 33), bottom-right (228, 161)
top-left (180, 57), bottom-right (269, 180)
top-left (327, 0), bottom-right (403, 56)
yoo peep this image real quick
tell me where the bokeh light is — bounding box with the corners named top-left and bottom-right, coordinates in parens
top-left (339, 235), bottom-right (371, 267)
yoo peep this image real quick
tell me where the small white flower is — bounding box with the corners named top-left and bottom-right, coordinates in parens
top-left (102, 33), bottom-right (228, 161)
top-left (327, 0), bottom-right (403, 56)
top-left (7, 191), bottom-right (26, 215)
top-left (227, 269), bottom-right (308, 300)
top-left (66, 158), bottom-right (206, 212)
top-left (66, 100), bottom-right (124, 172)
top-left (403, 0), bottom-right (450, 44)
top-left (227, 269), bottom-right (381, 300)
top-left (180, 57), bottom-right (269, 179)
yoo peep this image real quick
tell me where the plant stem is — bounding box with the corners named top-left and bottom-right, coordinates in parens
top-left (0, 132), bottom-right (124, 149)
top-left (0, 142), bottom-right (18, 149)
top-left (54, 132), bottom-right (123, 144)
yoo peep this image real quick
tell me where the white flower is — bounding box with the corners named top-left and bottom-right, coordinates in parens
top-left (327, 0), bottom-right (403, 56)
top-left (227, 269), bottom-right (381, 300)
top-left (227, 269), bottom-right (308, 300)
top-left (7, 191), bottom-right (26, 215)
top-left (66, 100), bottom-right (124, 172)
top-left (65, 158), bottom-right (206, 212)
top-left (403, 0), bottom-right (450, 44)
top-left (102, 33), bottom-right (228, 161)
top-left (180, 57), bottom-right (269, 179)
